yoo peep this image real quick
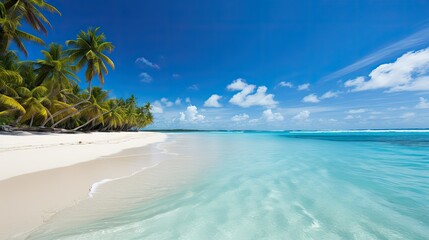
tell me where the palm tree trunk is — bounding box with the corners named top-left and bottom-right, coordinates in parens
top-left (50, 105), bottom-right (90, 128)
top-left (41, 81), bottom-right (92, 127)
top-left (29, 115), bottom-right (34, 128)
top-left (73, 103), bottom-right (119, 131)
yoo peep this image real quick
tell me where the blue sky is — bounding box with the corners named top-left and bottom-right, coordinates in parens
top-left (20, 0), bottom-right (429, 130)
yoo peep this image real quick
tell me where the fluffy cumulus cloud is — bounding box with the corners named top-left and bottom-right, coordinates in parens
top-left (416, 97), bottom-right (429, 109)
top-left (302, 94), bottom-right (320, 103)
top-left (139, 72), bottom-right (153, 83)
top-left (297, 83), bottom-right (310, 91)
top-left (152, 101), bottom-right (163, 113)
top-left (152, 97), bottom-right (179, 113)
top-left (175, 98), bottom-right (182, 105)
top-left (320, 91), bottom-right (340, 99)
top-left (262, 109), bottom-right (284, 121)
top-left (278, 81), bottom-right (293, 88)
top-left (293, 110), bottom-right (310, 120)
top-left (160, 98), bottom-right (174, 107)
top-left (185, 97), bottom-right (191, 103)
top-left (231, 113), bottom-right (250, 122)
top-left (204, 94), bottom-right (222, 107)
top-left (344, 48), bottom-right (429, 92)
top-left (135, 57), bottom-right (160, 69)
top-left (179, 105), bottom-right (205, 122)
top-left (227, 78), bottom-right (278, 108)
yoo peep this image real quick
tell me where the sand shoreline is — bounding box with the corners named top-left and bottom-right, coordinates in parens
top-left (0, 132), bottom-right (167, 239)
top-left (0, 131), bottom-right (167, 181)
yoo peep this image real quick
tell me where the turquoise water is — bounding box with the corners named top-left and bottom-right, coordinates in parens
top-left (29, 131), bottom-right (429, 239)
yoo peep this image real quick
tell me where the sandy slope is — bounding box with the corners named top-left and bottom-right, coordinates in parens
top-left (0, 131), bottom-right (167, 181)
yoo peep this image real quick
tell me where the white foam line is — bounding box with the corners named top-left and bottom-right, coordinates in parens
top-left (88, 161), bottom-right (161, 198)
top-left (289, 129), bottom-right (429, 133)
top-left (295, 203), bottom-right (321, 229)
top-left (88, 140), bottom-right (178, 198)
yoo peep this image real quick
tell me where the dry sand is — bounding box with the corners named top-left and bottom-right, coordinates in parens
top-left (0, 132), bottom-right (167, 239)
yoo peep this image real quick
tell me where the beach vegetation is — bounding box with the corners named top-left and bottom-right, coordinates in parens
top-left (0, 0), bottom-right (154, 131)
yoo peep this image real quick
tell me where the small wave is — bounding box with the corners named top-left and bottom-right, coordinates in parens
top-left (289, 129), bottom-right (429, 133)
top-left (295, 202), bottom-right (321, 229)
top-left (88, 162), bottom-right (161, 198)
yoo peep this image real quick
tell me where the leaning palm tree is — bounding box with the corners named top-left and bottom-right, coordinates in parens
top-left (16, 85), bottom-right (51, 127)
top-left (73, 87), bottom-right (109, 131)
top-left (102, 99), bottom-right (125, 131)
top-left (42, 28), bottom-right (115, 127)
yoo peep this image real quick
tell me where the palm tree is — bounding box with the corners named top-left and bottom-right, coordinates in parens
top-left (34, 43), bottom-right (78, 98)
top-left (16, 85), bottom-right (50, 127)
top-left (72, 87), bottom-right (109, 131)
top-left (103, 99), bottom-right (125, 131)
top-left (66, 27), bottom-right (115, 85)
top-left (0, 0), bottom-right (59, 56)
top-left (3, 0), bottom-right (60, 34)
top-left (0, 50), bottom-right (25, 123)
top-left (42, 28), bottom-right (115, 126)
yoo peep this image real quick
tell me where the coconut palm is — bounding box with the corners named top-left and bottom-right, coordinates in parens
top-left (103, 99), bottom-right (125, 131)
top-left (16, 85), bottom-right (50, 127)
top-left (34, 43), bottom-right (78, 98)
top-left (3, 0), bottom-right (60, 34)
top-left (0, 0), bottom-right (57, 56)
top-left (43, 28), bottom-right (115, 126)
top-left (0, 50), bottom-right (25, 123)
top-left (66, 27), bottom-right (114, 86)
top-left (72, 87), bottom-right (109, 131)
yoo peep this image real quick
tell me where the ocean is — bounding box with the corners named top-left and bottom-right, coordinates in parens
top-left (28, 131), bottom-right (429, 239)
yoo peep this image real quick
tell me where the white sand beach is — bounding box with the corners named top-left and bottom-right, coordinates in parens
top-left (0, 132), bottom-right (167, 181)
top-left (0, 131), bottom-right (167, 239)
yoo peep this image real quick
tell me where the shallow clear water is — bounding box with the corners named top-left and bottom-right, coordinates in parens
top-left (29, 131), bottom-right (429, 239)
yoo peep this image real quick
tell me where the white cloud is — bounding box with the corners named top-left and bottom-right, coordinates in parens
top-left (135, 57), bottom-right (160, 69)
top-left (320, 91), bottom-right (340, 99)
top-left (297, 83), bottom-right (310, 91)
top-left (185, 97), bottom-right (191, 103)
top-left (293, 110), bottom-right (310, 120)
top-left (204, 94), bottom-right (222, 107)
top-left (139, 72), bottom-right (153, 83)
top-left (152, 101), bottom-right (163, 113)
top-left (262, 109), bottom-right (284, 121)
top-left (302, 94), bottom-right (320, 103)
top-left (401, 112), bottom-right (416, 119)
top-left (175, 98), bottom-right (182, 105)
top-left (344, 48), bottom-right (429, 92)
top-left (344, 114), bottom-right (360, 120)
top-left (231, 113), bottom-right (250, 122)
top-left (227, 78), bottom-right (278, 108)
top-left (278, 81), bottom-right (293, 88)
top-left (347, 108), bottom-right (368, 114)
top-left (160, 97), bottom-right (174, 107)
top-left (323, 27), bottom-right (429, 81)
top-left (188, 84), bottom-right (199, 91)
top-left (179, 105), bottom-right (205, 122)
top-left (387, 106), bottom-right (408, 111)
top-left (172, 73), bottom-right (180, 79)
top-left (416, 97), bottom-right (429, 109)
